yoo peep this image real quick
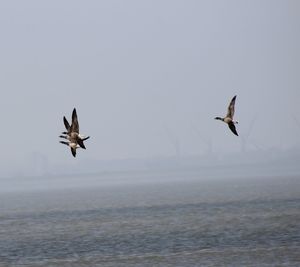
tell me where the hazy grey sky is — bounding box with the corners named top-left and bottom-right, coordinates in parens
top-left (0, 1), bottom-right (299, 175)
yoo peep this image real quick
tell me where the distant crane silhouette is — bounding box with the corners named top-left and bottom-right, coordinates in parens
top-left (292, 115), bottom-right (300, 132)
top-left (164, 125), bottom-right (181, 158)
top-left (239, 115), bottom-right (265, 152)
top-left (240, 116), bottom-right (256, 153)
top-left (191, 123), bottom-right (213, 155)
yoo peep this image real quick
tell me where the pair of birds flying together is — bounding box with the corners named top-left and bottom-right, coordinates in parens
top-left (59, 108), bottom-right (90, 157)
top-left (59, 96), bottom-right (238, 158)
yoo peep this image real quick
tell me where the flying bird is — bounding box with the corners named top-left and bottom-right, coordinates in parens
top-left (215, 95), bottom-right (239, 136)
top-left (59, 108), bottom-right (90, 157)
top-left (60, 108), bottom-right (90, 142)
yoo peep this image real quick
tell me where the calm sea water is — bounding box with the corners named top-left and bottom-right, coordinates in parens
top-left (0, 172), bottom-right (299, 266)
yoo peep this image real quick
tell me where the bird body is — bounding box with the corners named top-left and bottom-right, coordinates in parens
top-left (59, 141), bottom-right (80, 157)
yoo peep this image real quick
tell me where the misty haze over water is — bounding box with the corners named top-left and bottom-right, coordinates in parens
top-left (0, 0), bottom-right (299, 177)
top-left (0, 0), bottom-right (299, 266)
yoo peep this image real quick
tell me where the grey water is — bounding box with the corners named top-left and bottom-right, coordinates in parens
top-left (0, 172), bottom-right (299, 266)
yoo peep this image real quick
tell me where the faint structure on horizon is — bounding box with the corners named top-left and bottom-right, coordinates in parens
top-left (164, 126), bottom-right (181, 159)
top-left (191, 123), bottom-right (213, 156)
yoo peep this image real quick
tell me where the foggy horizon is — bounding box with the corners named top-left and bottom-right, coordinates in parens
top-left (0, 1), bottom-right (299, 177)
top-left (1, 2), bottom-right (300, 266)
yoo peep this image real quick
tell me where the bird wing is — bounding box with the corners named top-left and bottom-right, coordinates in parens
top-left (82, 136), bottom-right (90, 141)
top-left (228, 121), bottom-right (238, 136)
top-left (63, 116), bottom-right (71, 132)
top-left (59, 141), bottom-right (69, 146)
top-left (71, 108), bottom-right (79, 133)
top-left (226, 95), bottom-right (237, 119)
top-left (77, 139), bottom-right (86, 149)
top-left (71, 147), bottom-right (76, 157)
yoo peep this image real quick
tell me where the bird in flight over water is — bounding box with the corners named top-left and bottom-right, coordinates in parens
top-left (59, 108), bottom-right (90, 157)
top-left (215, 95), bottom-right (239, 136)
